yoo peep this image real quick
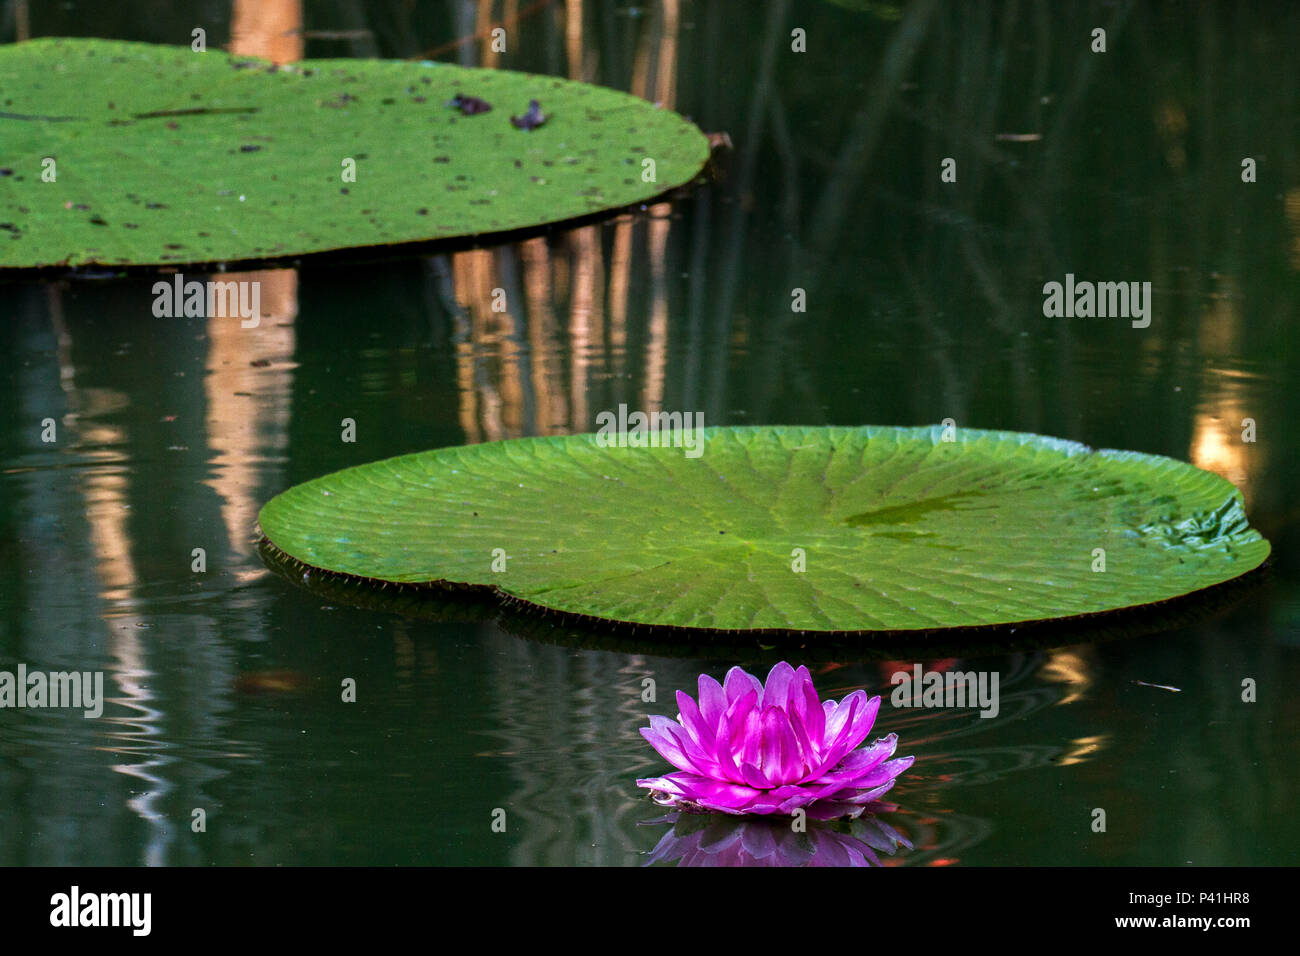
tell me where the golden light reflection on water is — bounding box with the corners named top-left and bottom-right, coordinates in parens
top-left (1189, 274), bottom-right (1261, 503)
top-left (1057, 734), bottom-right (1108, 767)
top-left (1039, 649), bottom-right (1093, 707)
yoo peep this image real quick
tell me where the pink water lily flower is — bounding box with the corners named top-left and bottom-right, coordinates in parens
top-left (637, 662), bottom-right (913, 817)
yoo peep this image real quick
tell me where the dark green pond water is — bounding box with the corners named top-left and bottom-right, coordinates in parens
top-left (2, 1), bottom-right (1297, 866)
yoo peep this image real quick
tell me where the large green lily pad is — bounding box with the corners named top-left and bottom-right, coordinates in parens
top-left (0, 38), bottom-right (710, 269)
top-left (257, 426), bottom-right (1270, 633)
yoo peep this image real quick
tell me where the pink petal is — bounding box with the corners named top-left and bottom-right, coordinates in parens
top-left (810, 733), bottom-right (898, 787)
top-left (739, 706), bottom-right (764, 772)
top-left (642, 715), bottom-right (713, 776)
top-left (739, 761), bottom-right (770, 790)
top-left (724, 665), bottom-right (765, 706)
top-left (822, 690), bottom-right (864, 746)
top-left (817, 694), bottom-right (882, 774)
top-left (676, 689), bottom-right (716, 752)
top-left (759, 707), bottom-right (789, 783)
top-left (637, 771), bottom-right (762, 811)
top-left (697, 673), bottom-right (727, 729)
top-left (722, 687), bottom-right (758, 757)
top-left (762, 661), bottom-right (797, 711)
top-left (835, 694), bottom-right (883, 755)
top-left (786, 704), bottom-right (818, 778)
top-left (789, 668), bottom-right (825, 752)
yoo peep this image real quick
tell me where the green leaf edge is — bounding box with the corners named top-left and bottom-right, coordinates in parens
top-left (257, 424), bottom-right (1272, 636)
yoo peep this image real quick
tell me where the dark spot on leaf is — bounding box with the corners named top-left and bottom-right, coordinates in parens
top-left (510, 99), bottom-right (547, 131)
top-left (240, 144), bottom-right (262, 152)
top-left (446, 93), bottom-right (491, 115)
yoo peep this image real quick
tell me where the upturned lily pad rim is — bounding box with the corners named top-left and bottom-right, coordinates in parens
top-left (0, 180), bottom-right (706, 281)
top-left (256, 424), bottom-right (1271, 642)
top-left (256, 533), bottom-right (1272, 656)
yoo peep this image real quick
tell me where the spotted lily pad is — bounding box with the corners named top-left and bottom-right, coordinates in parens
top-left (0, 38), bottom-right (710, 269)
top-left (257, 426), bottom-right (1270, 633)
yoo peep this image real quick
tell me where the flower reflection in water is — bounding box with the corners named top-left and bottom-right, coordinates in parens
top-left (643, 805), bottom-right (913, 867)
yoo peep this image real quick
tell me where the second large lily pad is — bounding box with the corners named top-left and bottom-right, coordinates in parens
top-left (257, 426), bottom-right (1270, 633)
top-left (0, 38), bottom-right (710, 269)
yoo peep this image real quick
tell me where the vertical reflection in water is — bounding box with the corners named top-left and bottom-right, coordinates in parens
top-left (642, 209), bottom-right (670, 415)
top-left (1188, 274), bottom-right (1258, 503)
top-left (564, 0), bottom-right (586, 81)
top-left (100, 642), bottom-right (175, 866)
top-left (568, 227), bottom-right (601, 428)
top-left (478, 0), bottom-right (500, 69)
top-left (230, 0), bottom-right (304, 64)
top-left (455, 250), bottom-right (507, 440)
top-left (430, 254), bottom-right (484, 444)
top-left (439, 0), bottom-right (691, 438)
top-left (482, 635), bottom-right (660, 865)
top-left (565, 0), bottom-right (601, 431)
top-left (203, 269), bottom-right (297, 571)
top-left (455, 0), bottom-right (478, 67)
top-left (606, 219), bottom-right (633, 383)
top-left (521, 238), bottom-right (568, 433)
top-left (495, 245), bottom-right (536, 434)
top-left (49, 286), bottom-right (175, 864)
top-left (220, 0), bottom-right (303, 558)
top-left (49, 292), bottom-right (135, 602)
top-left (637, 2), bottom-right (677, 415)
